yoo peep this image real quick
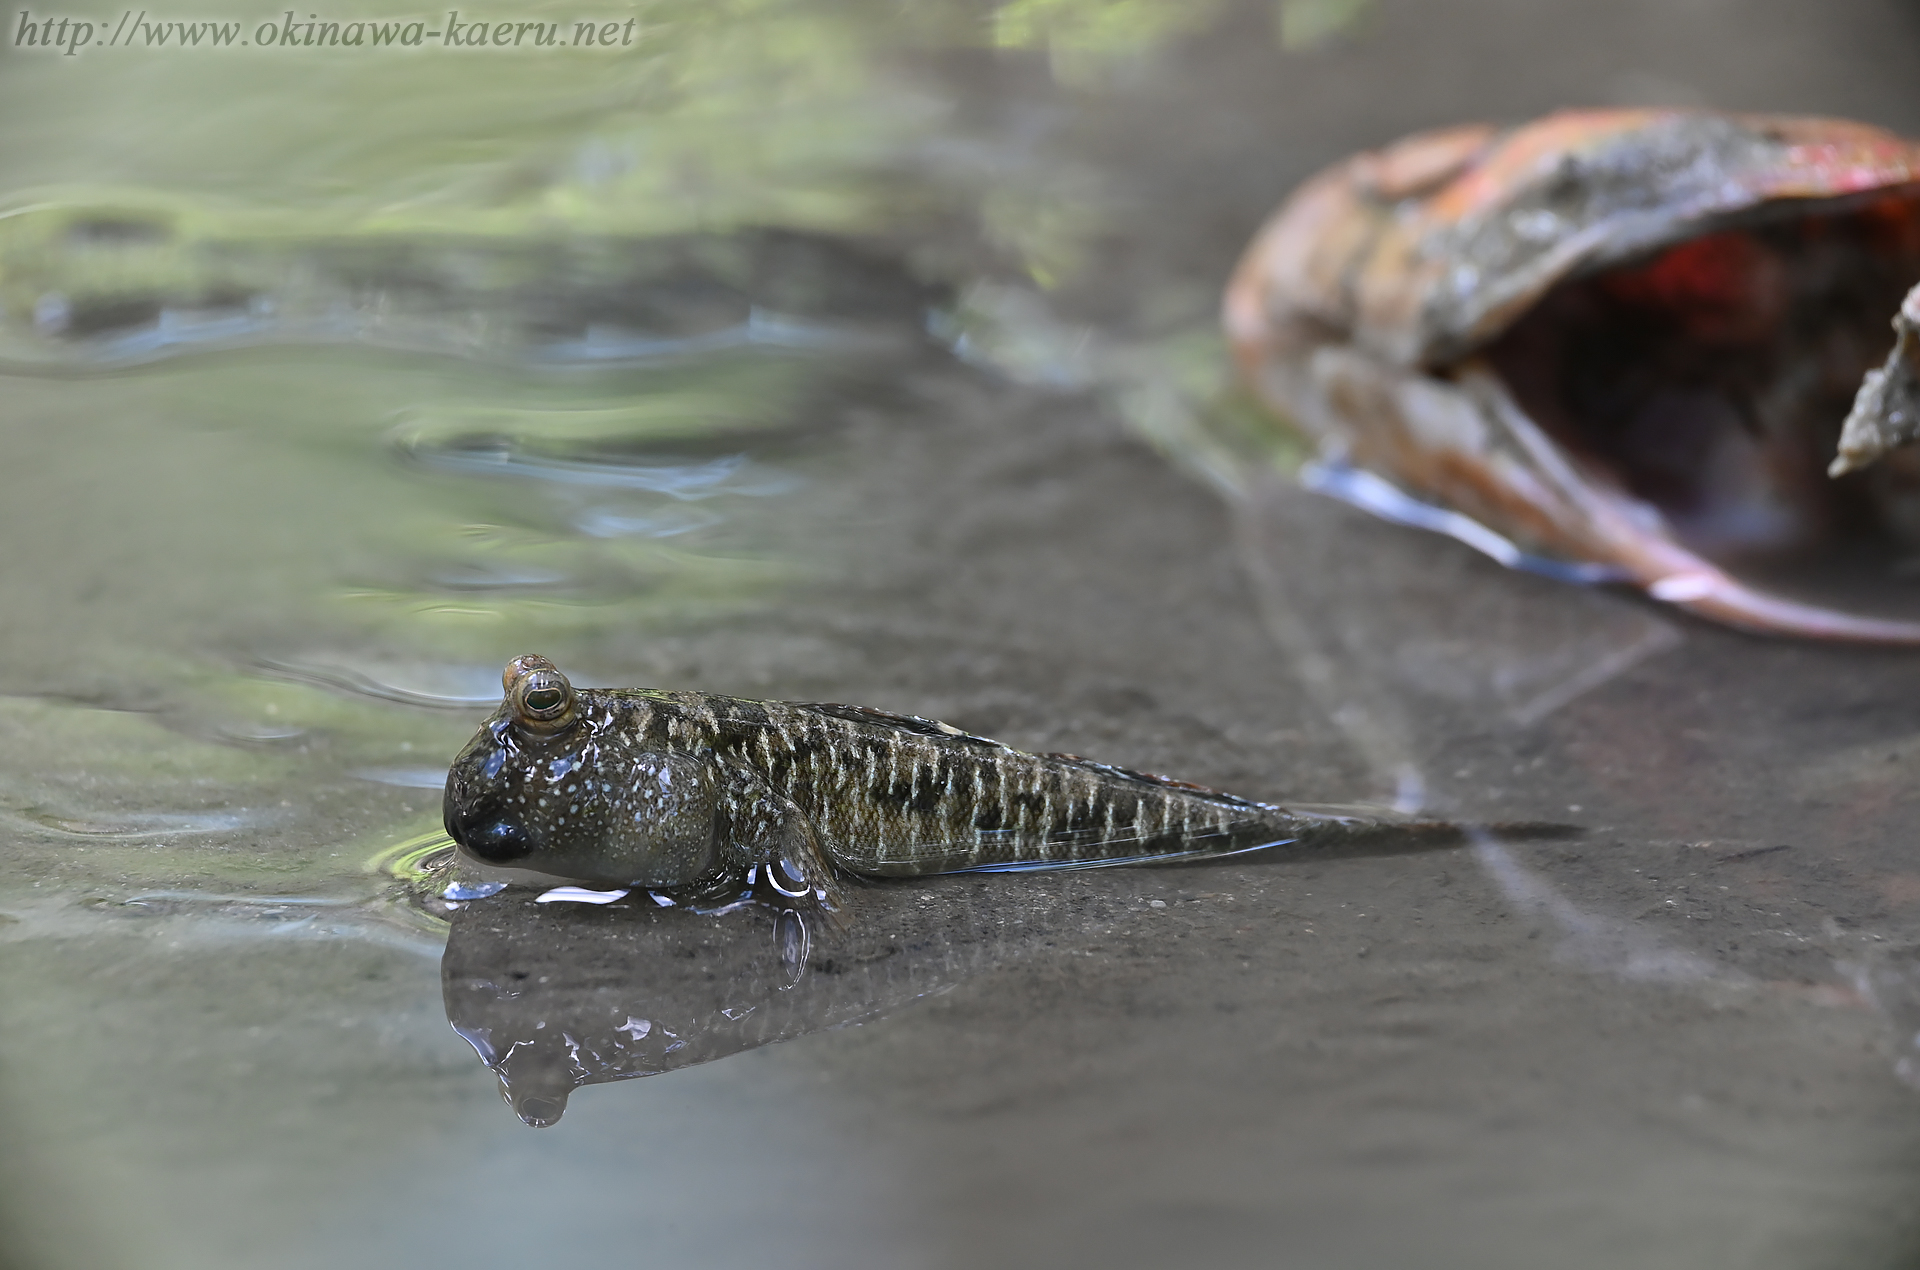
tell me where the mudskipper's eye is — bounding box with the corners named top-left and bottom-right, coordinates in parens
top-left (505, 658), bottom-right (578, 735)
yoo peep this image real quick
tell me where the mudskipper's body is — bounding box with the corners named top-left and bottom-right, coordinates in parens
top-left (443, 655), bottom-right (1482, 894)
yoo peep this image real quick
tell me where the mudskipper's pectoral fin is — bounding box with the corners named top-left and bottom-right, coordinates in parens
top-left (713, 757), bottom-right (848, 917)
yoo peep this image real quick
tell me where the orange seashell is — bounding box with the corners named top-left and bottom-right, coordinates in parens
top-left (1226, 109), bottom-right (1920, 642)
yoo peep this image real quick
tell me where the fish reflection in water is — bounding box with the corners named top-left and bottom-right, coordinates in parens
top-left (440, 879), bottom-right (1036, 1127)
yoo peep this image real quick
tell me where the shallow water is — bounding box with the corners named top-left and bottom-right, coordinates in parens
top-left (12, 1), bottom-right (1920, 1266)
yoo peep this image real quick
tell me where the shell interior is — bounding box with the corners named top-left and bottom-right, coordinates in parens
top-left (1484, 191), bottom-right (1920, 615)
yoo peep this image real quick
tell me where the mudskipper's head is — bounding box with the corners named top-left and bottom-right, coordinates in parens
top-left (442, 655), bottom-right (722, 888)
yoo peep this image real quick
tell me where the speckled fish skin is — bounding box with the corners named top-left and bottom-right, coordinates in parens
top-left (443, 676), bottom-right (1421, 889)
top-left (622, 692), bottom-right (1294, 876)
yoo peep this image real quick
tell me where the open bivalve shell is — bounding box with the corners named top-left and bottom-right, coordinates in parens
top-left (1226, 109), bottom-right (1920, 642)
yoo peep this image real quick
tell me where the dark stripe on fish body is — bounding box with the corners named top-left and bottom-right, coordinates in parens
top-left (909, 759), bottom-right (943, 814)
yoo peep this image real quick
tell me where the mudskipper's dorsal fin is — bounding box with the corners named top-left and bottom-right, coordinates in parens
top-left (793, 701), bottom-right (1007, 749)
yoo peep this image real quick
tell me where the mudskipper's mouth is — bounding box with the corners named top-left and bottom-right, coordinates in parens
top-left (444, 786), bottom-right (538, 863)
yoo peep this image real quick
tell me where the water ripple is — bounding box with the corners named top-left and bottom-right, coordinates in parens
top-left (5, 806), bottom-right (272, 838)
top-left (571, 504), bottom-right (719, 539)
top-left (250, 657), bottom-right (501, 709)
top-left (528, 309), bottom-right (904, 364)
top-left (350, 767), bottom-right (451, 790)
top-left (395, 435), bottom-right (793, 500)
